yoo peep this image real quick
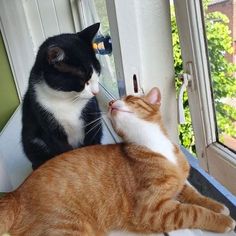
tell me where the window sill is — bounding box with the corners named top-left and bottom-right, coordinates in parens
top-left (181, 146), bottom-right (236, 221)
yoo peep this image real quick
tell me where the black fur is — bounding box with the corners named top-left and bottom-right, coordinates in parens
top-left (22, 23), bottom-right (103, 170)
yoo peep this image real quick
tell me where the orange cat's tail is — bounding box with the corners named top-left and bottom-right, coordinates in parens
top-left (0, 193), bottom-right (18, 234)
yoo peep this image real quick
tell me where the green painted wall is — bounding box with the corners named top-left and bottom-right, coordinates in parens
top-left (0, 31), bottom-right (20, 132)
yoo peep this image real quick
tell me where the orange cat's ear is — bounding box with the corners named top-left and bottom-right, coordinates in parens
top-left (145, 87), bottom-right (161, 105)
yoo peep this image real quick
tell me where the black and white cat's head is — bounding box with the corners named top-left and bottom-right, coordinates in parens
top-left (31, 23), bottom-right (101, 99)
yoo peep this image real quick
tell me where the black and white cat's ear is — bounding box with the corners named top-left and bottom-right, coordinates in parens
top-left (78, 23), bottom-right (100, 42)
top-left (47, 46), bottom-right (65, 65)
top-left (145, 87), bottom-right (161, 105)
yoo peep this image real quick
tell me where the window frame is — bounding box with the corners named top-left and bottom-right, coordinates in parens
top-left (174, 0), bottom-right (236, 194)
top-left (78, 0), bottom-right (145, 100)
top-left (78, 0), bottom-right (125, 100)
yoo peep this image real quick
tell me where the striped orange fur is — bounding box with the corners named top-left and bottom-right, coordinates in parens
top-left (0, 87), bottom-right (235, 235)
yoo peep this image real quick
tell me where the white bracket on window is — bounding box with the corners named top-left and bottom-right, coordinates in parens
top-left (178, 73), bottom-right (192, 124)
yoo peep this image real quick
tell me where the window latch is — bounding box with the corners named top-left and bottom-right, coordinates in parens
top-left (177, 72), bottom-right (191, 124)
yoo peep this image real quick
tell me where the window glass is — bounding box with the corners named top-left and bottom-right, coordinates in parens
top-left (82, 0), bottom-right (120, 99)
top-left (203, 0), bottom-right (236, 152)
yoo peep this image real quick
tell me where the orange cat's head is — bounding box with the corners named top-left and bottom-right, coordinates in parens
top-left (108, 87), bottom-right (162, 139)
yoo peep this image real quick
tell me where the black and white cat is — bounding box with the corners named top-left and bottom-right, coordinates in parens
top-left (22, 23), bottom-right (103, 170)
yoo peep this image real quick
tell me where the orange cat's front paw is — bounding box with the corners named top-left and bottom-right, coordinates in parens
top-left (219, 205), bottom-right (230, 216)
top-left (218, 215), bottom-right (236, 233)
top-left (204, 199), bottom-right (230, 215)
top-left (224, 218), bottom-right (236, 233)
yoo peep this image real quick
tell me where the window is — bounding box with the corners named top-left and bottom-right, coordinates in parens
top-left (174, 0), bottom-right (236, 194)
top-left (79, 0), bottom-right (122, 99)
top-left (204, 0), bottom-right (236, 153)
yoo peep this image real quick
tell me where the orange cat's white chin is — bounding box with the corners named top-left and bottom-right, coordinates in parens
top-left (110, 108), bottom-right (132, 114)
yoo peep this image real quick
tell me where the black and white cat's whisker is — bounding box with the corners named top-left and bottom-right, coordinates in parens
top-left (83, 119), bottom-right (102, 132)
top-left (85, 120), bottom-right (102, 136)
top-left (83, 117), bottom-right (103, 128)
top-left (90, 123), bottom-right (103, 143)
top-left (86, 111), bottom-right (107, 115)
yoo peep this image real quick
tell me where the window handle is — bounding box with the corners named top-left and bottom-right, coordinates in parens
top-left (178, 73), bottom-right (191, 124)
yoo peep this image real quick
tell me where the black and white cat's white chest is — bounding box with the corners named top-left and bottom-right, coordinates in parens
top-left (35, 82), bottom-right (88, 148)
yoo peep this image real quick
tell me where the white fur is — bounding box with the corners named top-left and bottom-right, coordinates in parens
top-left (221, 205), bottom-right (230, 216)
top-left (35, 78), bottom-right (98, 148)
top-left (89, 72), bottom-right (99, 94)
top-left (110, 101), bottom-right (177, 165)
top-left (78, 73), bottom-right (99, 98)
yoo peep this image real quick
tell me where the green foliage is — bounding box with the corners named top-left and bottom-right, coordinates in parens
top-left (206, 12), bottom-right (236, 141)
top-left (171, 4), bottom-right (236, 153)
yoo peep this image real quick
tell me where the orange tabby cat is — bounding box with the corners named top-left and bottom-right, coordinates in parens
top-left (0, 87), bottom-right (235, 236)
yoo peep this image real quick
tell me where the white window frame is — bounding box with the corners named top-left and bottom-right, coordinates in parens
top-left (174, 0), bottom-right (236, 194)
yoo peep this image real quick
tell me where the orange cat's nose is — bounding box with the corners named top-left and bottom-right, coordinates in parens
top-left (109, 100), bottom-right (116, 107)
